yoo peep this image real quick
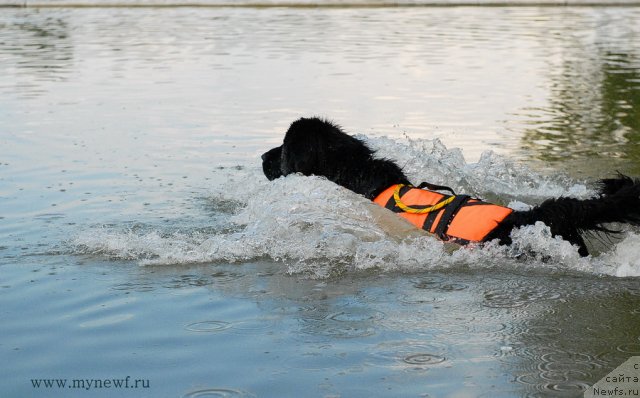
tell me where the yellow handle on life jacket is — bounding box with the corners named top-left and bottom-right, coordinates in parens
top-left (393, 184), bottom-right (456, 214)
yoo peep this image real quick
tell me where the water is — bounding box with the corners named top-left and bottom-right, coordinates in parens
top-left (1, 5), bottom-right (640, 397)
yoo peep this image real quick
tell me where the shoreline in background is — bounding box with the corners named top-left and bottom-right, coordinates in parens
top-left (2, 0), bottom-right (640, 7)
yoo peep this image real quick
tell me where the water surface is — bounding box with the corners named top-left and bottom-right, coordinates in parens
top-left (1, 6), bottom-right (640, 397)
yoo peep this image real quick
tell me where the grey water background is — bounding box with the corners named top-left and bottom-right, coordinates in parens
top-left (2, 5), bottom-right (640, 398)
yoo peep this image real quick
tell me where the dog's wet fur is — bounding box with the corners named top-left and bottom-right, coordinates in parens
top-left (262, 117), bottom-right (640, 256)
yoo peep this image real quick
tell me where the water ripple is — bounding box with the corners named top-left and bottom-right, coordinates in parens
top-left (299, 306), bottom-right (385, 339)
top-left (483, 286), bottom-right (562, 309)
top-left (182, 388), bottom-right (256, 398)
top-left (185, 320), bottom-right (232, 333)
top-left (617, 343), bottom-right (640, 354)
top-left (368, 340), bottom-right (449, 371)
top-left (402, 353), bottom-right (446, 366)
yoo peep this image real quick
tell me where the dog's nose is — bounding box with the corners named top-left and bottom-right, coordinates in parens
top-left (261, 152), bottom-right (267, 161)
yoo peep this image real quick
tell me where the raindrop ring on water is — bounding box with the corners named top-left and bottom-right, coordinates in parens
top-left (185, 320), bottom-right (232, 333)
top-left (182, 388), bottom-right (256, 398)
top-left (403, 353), bottom-right (446, 366)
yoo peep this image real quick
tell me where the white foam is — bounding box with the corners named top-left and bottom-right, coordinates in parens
top-left (361, 135), bottom-right (592, 201)
top-left (72, 135), bottom-right (638, 278)
top-left (600, 233), bottom-right (640, 277)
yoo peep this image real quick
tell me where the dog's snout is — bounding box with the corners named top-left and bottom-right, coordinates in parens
top-left (261, 145), bottom-right (284, 181)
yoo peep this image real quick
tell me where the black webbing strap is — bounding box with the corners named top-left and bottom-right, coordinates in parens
top-left (384, 185), bottom-right (412, 212)
top-left (417, 181), bottom-right (456, 195)
top-left (433, 194), bottom-right (470, 239)
top-left (421, 209), bottom-right (441, 232)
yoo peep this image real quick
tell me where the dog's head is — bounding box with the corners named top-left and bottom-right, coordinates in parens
top-left (261, 117), bottom-right (410, 199)
top-left (261, 117), bottom-right (369, 181)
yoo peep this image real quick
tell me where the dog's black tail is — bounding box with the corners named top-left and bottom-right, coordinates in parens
top-left (597, 172), bottom-right (637, 196)
top-left (490, 175), bottom-right (640, 256)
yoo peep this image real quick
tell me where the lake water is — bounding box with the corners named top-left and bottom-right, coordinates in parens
top-left (2, 5), bottom-right (640, 398)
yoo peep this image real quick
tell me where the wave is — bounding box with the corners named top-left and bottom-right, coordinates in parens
top-left (71, 136), bottom-right (640, 278)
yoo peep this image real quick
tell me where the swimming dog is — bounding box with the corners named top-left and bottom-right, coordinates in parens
top-left (262, 117), bottom-right (640, 256)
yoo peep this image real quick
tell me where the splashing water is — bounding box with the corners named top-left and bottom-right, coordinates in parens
top-left (72, 135), bottom-right (640, 278)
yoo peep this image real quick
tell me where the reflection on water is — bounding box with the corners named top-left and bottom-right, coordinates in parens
top-left (516, 9), bottom-right (640, 174)
top-left (2, 7), bottom-right (640, 171)
top-left (0, 12), bottom-right (72, 96)
top-left (521, 50), bottom-right (640, 172)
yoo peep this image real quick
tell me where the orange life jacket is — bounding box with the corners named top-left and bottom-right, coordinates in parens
top-left (373, 184), bottom-right (513, 244)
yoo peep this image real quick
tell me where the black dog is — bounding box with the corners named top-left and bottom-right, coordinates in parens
top-left (262, 117), bottom-right (640, 256)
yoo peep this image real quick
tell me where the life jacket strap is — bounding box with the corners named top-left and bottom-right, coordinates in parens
top-left (416, 181), bottom-right (457, 195)
top-left (421, 207), bottom-right (441, 232)
top-left (433, 194), bottom-right (471, 240)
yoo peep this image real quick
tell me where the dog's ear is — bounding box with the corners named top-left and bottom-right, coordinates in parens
top-left (279, 117), bottom-right (375, 180)
top-left (280, 118), bottom-right (333, 177)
